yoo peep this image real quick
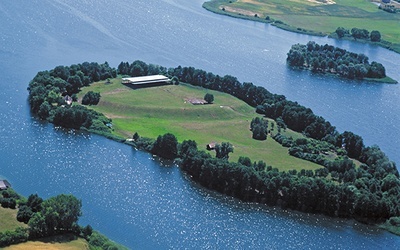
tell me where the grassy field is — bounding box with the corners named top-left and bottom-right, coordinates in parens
top-left (0, 207), bottom-right (27, 233)
top-left (79, 79), bottom-right (322, 171)
top-left (203, 0), bottom-right (400, 51)
top-left (3, 234), bottom-right (89, 250)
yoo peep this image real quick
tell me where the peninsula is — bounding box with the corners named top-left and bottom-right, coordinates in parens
top-left (27, 61), bottom-right (400, 235)
top-left (203, 0), bottom-right (400, 53)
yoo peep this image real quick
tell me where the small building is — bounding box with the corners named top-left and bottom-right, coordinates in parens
top-left (0, 180), bottom-right (11, 190)
top-left (64, 95), bottom-right (73, 105)
top-left (122, 75), bottom-right (171, 86)
top-left (206, 142), bottom-right (216, 150)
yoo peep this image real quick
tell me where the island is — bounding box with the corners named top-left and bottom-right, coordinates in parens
top-left (27, 60), bottom-right (400, 237)
top-left (203, 0), bottom-right (400, 53)
top-left (287, 41), bottom-right (397, 83)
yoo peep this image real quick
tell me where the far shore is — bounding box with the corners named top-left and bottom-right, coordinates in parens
top-left (202, 0), bottom-right (400, 54)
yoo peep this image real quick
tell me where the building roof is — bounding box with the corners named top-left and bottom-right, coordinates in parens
top-left (122, 75), bottom-right (170, 85)
top-left (0, 180), bottom-right (11, 190)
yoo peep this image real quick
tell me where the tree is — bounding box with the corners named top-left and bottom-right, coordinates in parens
top-left (38, 101), bottom-right (51, 120)
top-left (152, 133), bottom-right (178, 160)
top-left (335, 27), bottom-right (348, 38)
top-left (29, 194), bottom-right (82, 238)
top-left (215, 142), bottom-right (233, 160)
top-left (82, 91), bottom-right (101, 105)
top-left (171, 76), bottom-right (179, 85)
top-left (370, 30), bottom-right (381, 42)
top-left (204, 93), bottom-right (214, 104)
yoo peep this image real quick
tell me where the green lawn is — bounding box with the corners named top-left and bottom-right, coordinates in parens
top-left (204, 0), bottom-right (400, 45)
top-left (0, 207), bottom-right (27, 233)
top-left (79, 79), bottom-right (322, 171)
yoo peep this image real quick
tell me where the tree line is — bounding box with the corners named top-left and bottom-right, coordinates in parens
top-left (129, 132), bottom-right (400, 222)
top-left (179, 139), bottom-right (400, 221)
top-left (286, 41), bottom-right (386, 80)
top-left (335, 27), bottom-right (382, 42)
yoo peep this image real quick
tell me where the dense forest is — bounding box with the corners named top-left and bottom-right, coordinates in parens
top-left (28, 60), bottom-right (400, 228)
top-left (287, 41), bottom-right (387, 80)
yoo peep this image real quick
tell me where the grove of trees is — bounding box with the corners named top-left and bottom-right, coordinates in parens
top-left (286, 41), bottom-right (387, 80)
top-left (28, 62), bottom-right (114, 132)
top-left (335, 27), bottom-right (382, 42)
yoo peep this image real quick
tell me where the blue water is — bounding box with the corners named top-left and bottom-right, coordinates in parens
top-left (1, 0), bottom-right (400, 249)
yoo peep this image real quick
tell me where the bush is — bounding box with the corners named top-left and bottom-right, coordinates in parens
top-left (82, 91), bottom-right (101, 105)
top-left (0, 228), bottom-right (29, 247)
top-left (204, 93), bottom-right (214, 104)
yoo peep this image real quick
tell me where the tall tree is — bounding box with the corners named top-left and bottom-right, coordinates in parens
top-left (215, 142), bottom-right (234, 160)
top-left (204, 93), bottom-right (214, 104)
top-left (152, 133), bottom-right (178, 160)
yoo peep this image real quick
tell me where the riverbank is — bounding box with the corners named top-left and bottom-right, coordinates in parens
top-left (203, 0), bottom-right (400, 54)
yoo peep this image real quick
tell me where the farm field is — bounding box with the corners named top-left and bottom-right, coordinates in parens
top-left (204, 0), bottom-right (400, 49)
top-left (79, 79), bottom-right (322, 171)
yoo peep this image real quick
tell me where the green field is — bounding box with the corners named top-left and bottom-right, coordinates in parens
top-left (79, 79), bottom-right (322, 171)
top-left (0, 207), bottom-right (27, 233)
top-left (204, 0), bottom-right (400, 51)
top-left (3, 234), bottom-right (89, 250)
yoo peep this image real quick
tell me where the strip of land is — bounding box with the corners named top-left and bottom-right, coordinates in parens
top-left (203, 0), bottom-right (400, 53)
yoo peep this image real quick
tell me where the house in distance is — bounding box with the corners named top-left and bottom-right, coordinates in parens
top-left (0, 180), bottom-right (11, 190)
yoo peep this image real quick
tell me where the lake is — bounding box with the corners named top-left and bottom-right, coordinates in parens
top-left (0, 0), bottom-right (399, 249)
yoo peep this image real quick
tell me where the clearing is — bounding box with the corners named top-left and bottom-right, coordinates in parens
top-left (79, 78), bottom-right (322, 171)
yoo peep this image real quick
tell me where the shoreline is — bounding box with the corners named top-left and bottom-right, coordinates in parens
top-left (202, 0), bottom-right (400, 54)
top-left (27, 61), bottom-right (400, 240)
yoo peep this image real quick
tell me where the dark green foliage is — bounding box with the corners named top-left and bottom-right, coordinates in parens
top-left (132, 132), bottom-right (139, 141)
top-left (250, 117), bottom-right (268, 140)
top-left (171, 76), bottom-right (179, 85)
top-left (215, 142), bottom-right (233, 160)
top-left (180, 142), bottom-right (400, 221)
top-left (88, 231), bottom-right (126, 250)
top-left (82, 91), bottom-right (101, 105)
top-left (340, 131), bottom-right (364, 159)
top-left (351, 28), bottom-right (369, 40)
top-left (17, 194), bottom-right (43, 224)
top-left (335, 27), bottom-right (349, 38)
top-left (179, 140), bottom-right (198, 159)
top-left (0, 189), bottom-right (21, 209)
top-left (0, 227), bottom-right (29, 248)
top-left (370, 30), bottom-right (381, 42)
top-left (287, 41), bottom-right (386, 80)
top-left (28, 61), bottom-right (115, 128)
top-left (204, 93), bottom-right (214, 104)
top-left (17, 206), bottom-right (33, 223)
top-left (238, 156), bottom-right (252, 167)
top-left (152, 133), bottom-right (178, 160)
top-left (28, 194), bottom-right (82, 238)
top-left (80, 225), bottom-right (93, 240)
